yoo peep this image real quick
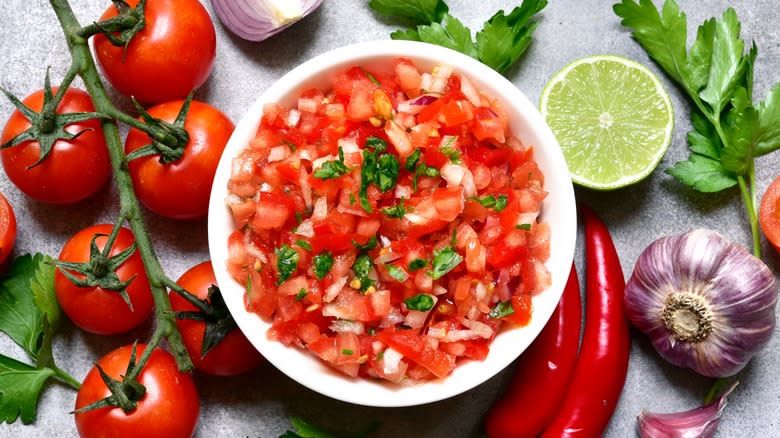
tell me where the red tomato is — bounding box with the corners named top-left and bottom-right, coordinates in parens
top-left (169, 261), bottom-right (264, 376)
top-left (124, 100), bottom-right (234, 219)
top-left (0, 193), bottom-right (16, 265)
top-left (1, 87), bottom-right (110, 204)
top-left (55, 224), bottom-right (153, 335)
top-left (93, 0), bottom-right (216, 104)
top-left (760, 175), bottom-right (780, 252)
top-left (75, 344), bottom-right (199, 438)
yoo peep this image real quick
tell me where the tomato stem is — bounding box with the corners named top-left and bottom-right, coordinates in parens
top-left (48, 0), bottom-right (193, 373)
top-left (163, 277), bottom-right (213, 314)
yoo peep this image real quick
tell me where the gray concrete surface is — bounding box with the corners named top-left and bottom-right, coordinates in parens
top-left (1, 0), bottom-right (779, 436)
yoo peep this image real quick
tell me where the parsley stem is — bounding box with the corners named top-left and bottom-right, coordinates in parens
top-left (738, 173), bottom-right (761, 258)
top-left (51, 364), bottom-right (81, 390)
top-left (49, 0), bottom-right (193, 372)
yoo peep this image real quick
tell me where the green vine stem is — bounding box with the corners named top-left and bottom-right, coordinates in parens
top-left (48, 0), bottom-right (193, 372)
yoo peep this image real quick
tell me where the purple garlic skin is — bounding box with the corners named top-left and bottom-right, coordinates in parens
top-left (625, 229), bottom-right (777, 378)
top-left (637, 382), bottom-right (738, 438)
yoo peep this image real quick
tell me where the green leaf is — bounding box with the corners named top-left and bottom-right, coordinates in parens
top-left (352, 254), bottom-right (375, 292)
top-left (352, 236), bottom-right (378, 252)
top-left (755, 83), bottom-right (780, 156)
top-left (408, 258), bottom-right (428, 271)
top-left (0, 254), bottom-right (46, 360)
top-left (687, 110), bottom-right (722, 159)
top-left (665, 154), bottom-right (738, 192)
top-left (313, 147), bottom-right (352, 179)
top-left (476, 0), bottom-right (547, 73)
top-left (313, 251), bottom-right (334, 280)
top-left (368, 0), bottom-right (448, 25)
top-left (404, 293), bottom-right (434, 311)
top-left (698, 8), bottom-right (745, 114)
top-left (429, 246), bottom-right (463, 280)
top-left (416, 14), bottom-right (478, 60)
top-left (390, 28), bottom-right (422, 42)
top-left (613, 0), bottom-right (690, 87)
top-left (382, 199), bottom-right (407, 219)
top-left (0, 354), bottom-right (55, 424)
top-left (721, 88), bottom-right (760, 175)
top-left (31, 255), bottom-right (58, 331)
top-left (489, 300), bottom-right (515, 318)
top-left (386, 264), bottom-right (409, 282)
top-left (376, 154), bottom-right (400, 192)
top-left (687, 17), bottom-right (715, 92)
top-left (275, 245), bottom-right (300, 285)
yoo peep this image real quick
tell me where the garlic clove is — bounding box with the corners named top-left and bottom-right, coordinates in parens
top-left (637, 382), bottom-right (738, 438)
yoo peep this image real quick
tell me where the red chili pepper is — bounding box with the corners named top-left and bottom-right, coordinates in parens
top-left (540, 205), bottom-right (631, 438)
top-left (485, 263), bottom-right (582, 438)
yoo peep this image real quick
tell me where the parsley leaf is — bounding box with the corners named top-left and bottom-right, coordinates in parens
top-left (404, 293), bottom-right (435, 311)
top-left (386, 264), bottom-right (409, 282)
top-left (489, 300), bottom-right (515, 318)
top-left (295, 288), bottom-right (308, 301)
top-left (365, 136), bottom-right (387, 152)
top-left (359, 139), bottom-right (400, 213)
top-left (352, 236), bottom-right (378, 252)
top-left (0, 354), bottom-right (55, 424)
top-left (368, 0), bottom-right (448, 25)
top-left (395, 14), bottom-right (479, 60)
top-left (275, 245), bottom-right (300, 285)
top-left (473, 194), bottom-right (508, 211)
top-left (0, 254), bottom-right (48, 360)
top-left (382, 199), bottom-right (407, 218)
top-left (313, 251), bottom-right (334, 280)
top-left (296, 240), bottom-right (312, 252)
top-left (475, 1), bottom-right (548, 73)
top-left (408, 258), bottom-right (428, 271)
top-left (405, 149), bottom-right (423, 171)
top-left (352, 254), bottom-right (375, 292)
top-left (376, 154), bottom-right (400, 192)
top-left (429, 246), bottom-right (463, 280)
top-left (440, 145), bottom-right (461, 163)
top-left (313, 146), bottom-right (352, 179)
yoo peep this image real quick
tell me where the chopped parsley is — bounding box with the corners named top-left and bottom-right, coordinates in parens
top-left (349, 192), bottom-right (356, 205)
top-left (295, 239), bottom-right (312, 251)
top-left (294, 211), bottom-right (303, 224)
top-left (275, 245), bottom-right (300, 285)
top-left (474, 194), bottom-right (508, 212)
top-left (430, 246), bottom-right (463, 280)
top-left (352, 253), bottom-right (376, 292)
top-left (408, 258), bottom-right (428, 271)
top-left (405, 148), bottom-right (423, 171)
top-left (312, 251), bottom-right (334, 280)
top-left (386, 264), bottom-right (409, 282)
top-left (295, 288), bottom-right (308, 301)
top-left (359, 138), bottom-right (400, 212)
top-left (365, 136), bottom-right (387, 152)
top-left (382, 199), bottom-right (407, 218)
top-left (440, 146), bottom-right (461, 163)
top-left (412, 162), bottom-right (439, 191)
top-left (489, 300), bottom-right (515, 319)
top-left (282, 138), bottom-right (297, 152)
top-left (341, 348), bottom-right (354, 355)
top-left (313, 146), bottom-right (352, 179)
top-left (404, 293), bottom-right (435, 311)
top-left (352, 236), bottom-right (378, 251)
top-left (516, 223), bottom-right (532, 231)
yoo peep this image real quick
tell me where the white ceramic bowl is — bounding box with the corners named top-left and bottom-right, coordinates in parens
top-left (208, 40), bottom-right (576, 407)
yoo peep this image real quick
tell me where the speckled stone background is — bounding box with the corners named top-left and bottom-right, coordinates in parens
top-left (1, 0), bottom-right (779, 436)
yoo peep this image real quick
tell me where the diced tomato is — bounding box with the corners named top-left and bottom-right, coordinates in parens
top-left (347, 82), bottom-right (374, 121)
top-left (432, 186), bottom-right (465, 222)
top-left (472, 107), bottom-right (506, 143)
top-left (487, 237), bottom-right (530, 270)
top-left (253, 192), bottom-right (292, 230)
top-left (440, 100), bottom-right (474, 126)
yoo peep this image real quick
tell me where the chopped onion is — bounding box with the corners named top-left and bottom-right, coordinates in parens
top-left (330, 320), bottom-right (365, 335)
top-left (381, 307), bottom-right (405, 327)
top-left (298, 97), bottom-right (319, 114)
top-left (404, 310), bottom-right (429, 329)
top-left (395, 184), bottom-right (411, 199)
top-left (432, 284), bottom-right (447, 296)
top-left (382, 347), bottom-right (403, 374)
top-left (211, 0), bottom-right (323, 42)
top-left (441, 163), bottom-right (466, 186)
top-left (420, 73), bottom-right (433, 93)
top-left (312, 196), bottom-right (328, 219)
top-left (338, 137), bottom-right (360, 154)
top-left (404, 212), bottom-right (428, 225)
top-left (267, 145), bottom-right (290, 162)
top-left (299, 167), bottom-right (312, 209)
top-left (245, 242), bottom-right (267, 263)
top-left (430, 65), bottom-right (453, 93)
top-left (516, 211), bottom-right (540, 227)
top-left (459, 75), bottom-right (483, 106)
top-left (462, 168), bottom-right (477, 197)
top-left (293, 219), bottom-right (314, 237)
top-left (299, 149), bottom-right (312, 162)
top-left (312, 154), bottom-right (335, 171)
top-left (428, 327), bottom-right (447, 339)
top-left (286, 108), bottom-right (301, 127)
top-left (323, 276), bottom-right (348, 303)
top-left (259, 182), bottom-right (273, 193)
top-left (397, 94), bottom-right (438, 114)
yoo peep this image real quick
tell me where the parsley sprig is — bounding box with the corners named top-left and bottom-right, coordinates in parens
top-left (313, 146), bottom-right (352, 180)
top-left (615, 0), bottom-right (780, 257)
top-left (369, 0), bottom-right (548, 74)
top-left (359, 137), bottom-right (400, 213)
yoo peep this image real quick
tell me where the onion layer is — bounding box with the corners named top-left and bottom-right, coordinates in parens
top-left (625, 229), bottom-right (777, 377)
top-left (211, 0), bottom-right (323, 41)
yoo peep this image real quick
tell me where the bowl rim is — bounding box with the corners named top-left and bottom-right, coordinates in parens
top-left (207, 39), bottom-right (576, 407)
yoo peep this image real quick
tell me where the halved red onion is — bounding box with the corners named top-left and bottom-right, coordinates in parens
top-left (211, 0), bottom-right (323, 42)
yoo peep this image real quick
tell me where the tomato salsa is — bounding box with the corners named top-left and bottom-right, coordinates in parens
top-left (225, 59), bottom-right (551, 382)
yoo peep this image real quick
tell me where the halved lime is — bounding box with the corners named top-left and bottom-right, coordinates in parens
top-left (539, 55), bottom-right (674, 190)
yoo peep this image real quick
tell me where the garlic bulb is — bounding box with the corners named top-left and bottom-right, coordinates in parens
top-left (625, 229), bottom-right (777, 377)
top-left (211, 0), bottom-right (324, 42)
top-left (637, 382), bottom-right (738, 438)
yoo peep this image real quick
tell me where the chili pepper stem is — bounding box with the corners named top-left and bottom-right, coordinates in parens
top-left (48, 0), bottom-right (193, 373)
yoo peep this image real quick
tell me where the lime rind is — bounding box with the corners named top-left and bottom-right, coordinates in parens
top-left (539, 54), bottom-right (674, 190)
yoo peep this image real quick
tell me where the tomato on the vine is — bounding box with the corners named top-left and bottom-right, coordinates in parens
top-left (55, 224), bottom-right (153, 335)
top-left (75, 344), bottom-right (199, 438)
top-left (0, 192), bottom-right (16, 265)
top-left (124, 100), bottom-right (234, 219)
top-left (170, 261), bottom-right (264, 376)
top-left (93, 0), bottom-right (216, 104)
top-left (1, 87), bottom-right (110, 204)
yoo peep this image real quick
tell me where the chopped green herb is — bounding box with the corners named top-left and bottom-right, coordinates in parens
top-left (352, 254), bottom-right (375, 292)
top-left (361, 67), bottom-right (381, 87)
top-left (440, 146), bottom-right (461, 163)
top-left (341, 348), bottom-right (354, 355)
top-left (295, 239), bottom-right (312, 252)
top-left (516, 223), bottom-right (532, 231)
top-left (412, 162), bottom-right (440, 191)
top-left (282, 138), bottom-right (297, 152)
top-left (386, 264), bottom-right (409, 281)
top-left (313, 146), bottom-right (352, 179)
top-left (368, 327), bottom-right (377, 336)
top-left (295, 288), bottom-right (308, 301)
top-left (376, 350), bottom-right (385, 360)
top-left (359, 149), bottom-right (377, 213)
top-left (275, 245), bottom-right (300, 285)
top-left (365, 136), bottom-right (387, 152)
top-left (405, 148), bottom-right (423, 171)
top-left (313, 251), bottom-right (334, 280)
top-left (404, 293), bottom-right (435, 311)
top-left (294, 211), bottom-right (303, 224)
top-left (349, 192), bottom-right (356, 205)
top-left (430, 246), bottom-right (463, 280)
top-left (489, 300), bottom-right (515, 318)
top-left (408, 258), bottom-right (428, 271)
top-left (474, 194), bottom-right (509, 211)
top-left (451, 228), bottom-right (458, 246)
top-left (352, 236), bottom-right (378, 252)
top-left (377, 154), bottom-right (400, 192)
top-left (382, 199), bottom-right (407, 218)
